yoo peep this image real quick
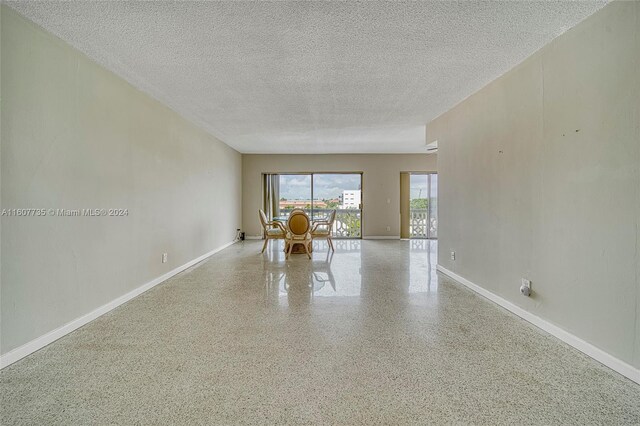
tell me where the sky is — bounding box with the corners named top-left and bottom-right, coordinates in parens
top-left (278, 173), bottom-right (437, 200)
top-left (410, 174), bottom-right (437, 199)
top-left (279, 174), bottom-right (361, 200)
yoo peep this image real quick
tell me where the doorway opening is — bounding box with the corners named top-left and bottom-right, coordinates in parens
top-left (263, 173), bottom-right (362, 238)
top-left (400, 172), bottom-right (437, 239)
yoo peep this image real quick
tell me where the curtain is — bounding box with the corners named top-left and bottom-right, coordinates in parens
top-left (262, 174), bottom-right (280, 220)
top-left (399, 172), bottom-right (410, 239)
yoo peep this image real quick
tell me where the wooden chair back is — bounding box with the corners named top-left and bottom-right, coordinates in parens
top-left (287, 210), bottom-right (310, 235)
top-left (258, 209), bottom-right (269, 229)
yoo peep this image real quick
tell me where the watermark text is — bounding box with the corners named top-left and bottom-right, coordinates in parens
top-left (1, 208), bottom-right (129, 217)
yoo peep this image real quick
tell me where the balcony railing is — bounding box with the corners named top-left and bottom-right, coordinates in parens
top-left (410, 209), bottom-right (437, 239)
top-left (278, 208), bottom-right (361, 238)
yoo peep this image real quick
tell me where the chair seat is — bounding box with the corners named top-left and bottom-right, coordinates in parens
top-left (312, 230), bottom-right (331, 237)
top-left (266, 228), bottom-right (284, 236)
top-left (286, 232), bottom-right (311, 241)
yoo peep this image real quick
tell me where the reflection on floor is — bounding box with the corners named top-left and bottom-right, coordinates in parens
top-left (264, 239), bottom-right (438, 302)
top-left (1, 240), bottom-right (639, 424)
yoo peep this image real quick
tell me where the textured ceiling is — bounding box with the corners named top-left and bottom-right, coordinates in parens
top-left (8, 1), bottom-right (607, 154)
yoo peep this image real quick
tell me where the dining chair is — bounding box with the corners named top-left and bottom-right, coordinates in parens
top-left (259, 209), bottom-right (286, 253)
top-left (311, 209), bottom-right (336, 252)
top-left (285, 210), bottom-right (312, 259)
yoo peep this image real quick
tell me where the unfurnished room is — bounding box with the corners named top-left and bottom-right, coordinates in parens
top-left (1, 1), bottom-right (639, 424)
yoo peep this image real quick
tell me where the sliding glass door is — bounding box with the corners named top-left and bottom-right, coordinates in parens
top-left (428, 174), bottom-right (437, 239)
top-left (312, 174), bottom-right (361, 238)
top-left (278, 174), bottom-right (312, 216)
top-left (408, 173), bottom-right (437, 239)
top-left (264, 173), bottom-right (362, 238)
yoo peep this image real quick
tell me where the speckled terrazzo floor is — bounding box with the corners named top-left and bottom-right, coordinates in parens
top-left (1, 240), bottom-right (639, 425)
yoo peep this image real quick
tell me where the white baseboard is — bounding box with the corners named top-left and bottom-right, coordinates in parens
top-left (436, 265), bottom-right (640, 385)
top-left (363, 236), bottom-right (400, 240)
top-left (245, 235), bottom-right (263, 240)
top-left (0, 240), bottom-right (236, 369)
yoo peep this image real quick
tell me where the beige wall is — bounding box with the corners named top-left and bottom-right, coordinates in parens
top-left (242, 154), bottom-right (437, 238)
top-left (429, 1), bottom-right (640, 369)
top-left (1, 7), bottom-right (242, 355)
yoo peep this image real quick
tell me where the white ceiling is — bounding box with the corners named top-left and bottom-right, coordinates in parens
top-left (8, 1), bottom-right (607, 154)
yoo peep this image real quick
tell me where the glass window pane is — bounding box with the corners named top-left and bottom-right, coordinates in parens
top-left (409, 174), bottom-right (429, 238)
top-left (312, 174), bottom-right (362, 238)
top-left (278, 174), bottom-right (312, 219)
top-left (429, 174), bottom-right (438, 239)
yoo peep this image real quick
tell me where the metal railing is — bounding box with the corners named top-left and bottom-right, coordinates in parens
top-left (410, 209), bottom-right (437, 239)
top-left (278, 208), bottom-right (361, 238)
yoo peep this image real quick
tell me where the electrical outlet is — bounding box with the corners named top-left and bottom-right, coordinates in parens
top-left (520, 278), bottom-right (531, 297)
top-left (450, 251), bottom-right (456, 261)
top-left (386, 226), bottom-right (391, 232)
top-left (162, 253), bottom-right (168, 263)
